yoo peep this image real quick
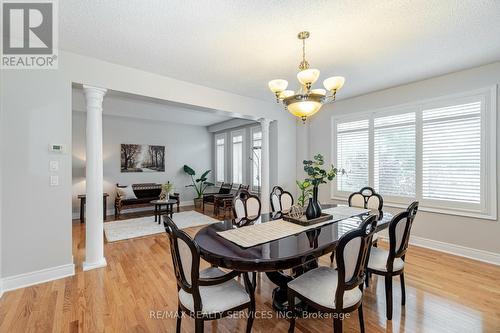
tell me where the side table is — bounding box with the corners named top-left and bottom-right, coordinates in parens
top-left (78, 193), bottom-right (109, 223)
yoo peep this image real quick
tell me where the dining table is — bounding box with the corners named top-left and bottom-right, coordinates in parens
top-left (194, 203), bottom-right (393, 312)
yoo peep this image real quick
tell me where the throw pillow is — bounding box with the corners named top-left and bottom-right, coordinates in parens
top-left (116, 185), bottom-right (137, 200)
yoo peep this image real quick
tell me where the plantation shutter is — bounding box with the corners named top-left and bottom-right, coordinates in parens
top-left (374, 112), bottom-right (416, 197)
top-left (422, 101), bottom-right (481, 204)
top-left (336, 119), bottom-right (369, 192)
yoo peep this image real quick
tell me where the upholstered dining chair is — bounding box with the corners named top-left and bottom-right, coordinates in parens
top-left (270, 186), bottom-right (294, 212)
top-left (287, 215), bottom-right (378, 333)
top-left (233, 189), bottom-right (261, 219)
top-left (163, 216), bottom-right (255, 333)
top-left (365, 201), bottom-right (419, 320)
top-left (331, 187), bottom-right (383, 263)
top-left (202, 182), bottom-right (233, 213)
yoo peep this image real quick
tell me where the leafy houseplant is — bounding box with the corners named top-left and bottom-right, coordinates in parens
top-left (303, 154), bottom-right (342, 219)
top-left (183, 165), bottom-right (214, 208)
top-left (296, 180), bottom-right (313, 207)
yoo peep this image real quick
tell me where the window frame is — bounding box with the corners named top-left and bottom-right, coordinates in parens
top-left (230, 129), bottom-right (245, 186)
top-left (250, 126), bottom-right (262, 192)
top-left (331, 86), bottom-right (497, 220)
top-left (214, 133), bottom-right (226, 185)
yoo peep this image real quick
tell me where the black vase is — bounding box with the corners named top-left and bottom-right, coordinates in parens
top-left (305, 186), bottom-right (322, 220)
top-left (312, 185), bottom-right (322, 212)
top-left (305, 198), bottom-right (318, 220)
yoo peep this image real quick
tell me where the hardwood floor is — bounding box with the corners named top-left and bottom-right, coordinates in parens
top-left (1, 208), bottom-right (499, 332)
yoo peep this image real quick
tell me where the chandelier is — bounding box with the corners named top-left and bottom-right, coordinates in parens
top-left (268, 31), bottom-right (345, 122)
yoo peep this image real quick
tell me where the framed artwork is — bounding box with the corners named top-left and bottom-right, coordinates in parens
top-left (121, 144), bottom-right (165, 172)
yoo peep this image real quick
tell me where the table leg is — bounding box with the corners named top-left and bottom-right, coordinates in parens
top-left (169, 204), bottom-right (173, 218)
top-left (154, 205), bottom-right (158, 223)
top-left (80, 198), bottom-right (85, 223)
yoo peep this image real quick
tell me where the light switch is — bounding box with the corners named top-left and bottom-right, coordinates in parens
top-left (50, 175), bottom-right (59, 186)
top-left (50, 160), bottom-right (59, 171)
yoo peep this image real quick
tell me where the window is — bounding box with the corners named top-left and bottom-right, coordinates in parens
top-left (332, 87), bottom-right (496, 219)
top-left (251, 128), bottom-right (262, 191)
top-left (374, 113), bottom-right (416, 198)
top-left (336, 120), bottom-right (369, 192)
top-left (215, 134), bottom-right (225, 183)
top-left (422, 100), bottom-right (481, 205)
top-left (231, 131), bottom-right (244, 184)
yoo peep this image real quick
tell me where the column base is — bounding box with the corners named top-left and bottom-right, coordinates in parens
top-left (82, 257), bottom-right (107, 271)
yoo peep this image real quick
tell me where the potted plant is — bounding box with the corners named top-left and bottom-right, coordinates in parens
top-left (296, 179), bottom-right (313, 208)
top-left (183, 165), bottom-right (214, 208)
top-left (303, 154), bottom-right (342, 219)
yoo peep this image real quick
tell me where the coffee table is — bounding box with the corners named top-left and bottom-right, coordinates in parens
top-left (150, 199), bottom-right (176, 224)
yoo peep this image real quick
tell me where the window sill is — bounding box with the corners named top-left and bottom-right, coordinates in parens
top-left (330, 196), bottom-right (497, 221)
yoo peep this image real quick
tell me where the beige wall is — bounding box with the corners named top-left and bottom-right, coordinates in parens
top-left (303, 62), bottom-right (500, 256)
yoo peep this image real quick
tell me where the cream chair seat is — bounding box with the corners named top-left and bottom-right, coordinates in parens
top-left (288, 267), bottom-right (362, 309)
top-left (178, 267), bottom-right (251, 315)
top-left (367, 247), bottom-right (404, 272)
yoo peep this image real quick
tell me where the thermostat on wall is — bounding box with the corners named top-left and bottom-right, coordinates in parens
top-left (49, 144), bottom-right (65, 153)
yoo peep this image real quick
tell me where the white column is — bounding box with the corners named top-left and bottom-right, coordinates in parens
top-left (259, 118), bottom-right (271, 213)
top-left (83, 85), bottom-right (107, 271)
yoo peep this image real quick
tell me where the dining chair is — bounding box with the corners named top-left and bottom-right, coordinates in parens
top-left (163, 216), bottom-right (255, 333)
top-left (233, 189), bottom-right (261, 219)
top-left (331, 187), bottom-right (383, 263)
top-left (238, 184), bottom-right (250, 191)
top-left (287, 214), bottom-right (378, 333)
top-left (270, 186), bottom-right (294, 212)
top-left (365, 201), bottom-right (419, 320)
top-left (202, 182), bottom-right (233, 212)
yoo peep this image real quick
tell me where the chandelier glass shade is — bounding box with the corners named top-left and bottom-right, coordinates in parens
top-left (268, 31), bottom-right (345, 122)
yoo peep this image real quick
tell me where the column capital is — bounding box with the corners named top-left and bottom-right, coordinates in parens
top-left (258, 118), bottom-right (272, 128)
top-left (83, 85), bottom-right (107, 97)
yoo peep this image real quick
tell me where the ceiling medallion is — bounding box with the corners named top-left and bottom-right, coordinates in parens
top-left (268, 31), bottom-right (345, 123)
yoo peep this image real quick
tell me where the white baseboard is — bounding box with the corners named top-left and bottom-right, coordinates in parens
top-left (1, 262), bottom-right (75, 293)
top-left (72, 200), bottom-right (194, 220)
top-left (379, 235), bottom-right (500, 266)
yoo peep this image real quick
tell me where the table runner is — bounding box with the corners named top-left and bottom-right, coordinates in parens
top-left (216, 206), bottom-right (370, 248)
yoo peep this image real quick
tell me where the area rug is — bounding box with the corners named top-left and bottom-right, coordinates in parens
top-left (104, 210), bottom-right (219, 242)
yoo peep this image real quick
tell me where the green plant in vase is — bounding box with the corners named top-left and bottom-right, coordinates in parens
top-left (296, 179), bottom-right (313, 208)
top-left (183, 165), bottom-right (214, 208)
top-left (160, 181), bottom-right (174, 200)
top-left (303, 154), bottom-right (343, 219)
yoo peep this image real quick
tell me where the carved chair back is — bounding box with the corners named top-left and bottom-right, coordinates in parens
top-left (386, 201), bottom-right (419, 271)
top-left (163, 216), bottom-right (202, 309)
top-left (270, 186), bottom-right (294, 212)
top-left (233, 189), bottom-right (261, 219)
top-left (334, 214), bottom-right (377, 309)
top-left (349, 187), bottom-right (383, 214)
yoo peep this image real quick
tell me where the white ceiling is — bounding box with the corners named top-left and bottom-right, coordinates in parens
top-left (72, 88), bottom-right (234, 126)
top-left (61, 1), bottom-right (500, 101)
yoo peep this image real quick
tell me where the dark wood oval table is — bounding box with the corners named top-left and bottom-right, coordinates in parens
top-left (195, 203), bottom-right (393, 311)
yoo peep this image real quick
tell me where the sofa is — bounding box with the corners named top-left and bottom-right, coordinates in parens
top-left (114, 183), bottom-right (179, 218)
